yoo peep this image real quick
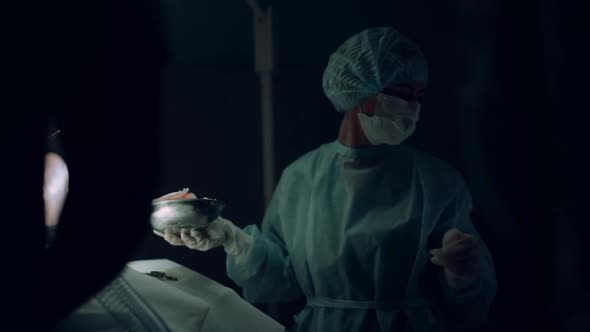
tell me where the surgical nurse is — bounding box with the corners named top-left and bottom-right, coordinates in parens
top-left (158, 27), bottom-right (497, 331)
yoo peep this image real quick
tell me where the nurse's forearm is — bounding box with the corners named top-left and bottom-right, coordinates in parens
top-left (227, 230), bottom-right (303, 303)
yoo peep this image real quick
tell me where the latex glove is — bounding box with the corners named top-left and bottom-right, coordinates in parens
top-left (154, 217), bottom-right (253, 263)
top-left (430, 228), bottom-right (481, 289)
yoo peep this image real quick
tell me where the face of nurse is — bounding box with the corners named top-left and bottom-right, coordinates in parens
top-left (381, 81), bottom-right (426, 108)
top-left (359, 81), bottom-right (426, 117)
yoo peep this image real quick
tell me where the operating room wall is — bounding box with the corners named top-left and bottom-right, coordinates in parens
top-left (132, 0), bottom-right (468, 292)
top-left (131, 0), bottom-right (584, 330)
top-left (130, 1), bottom-right (260, 289)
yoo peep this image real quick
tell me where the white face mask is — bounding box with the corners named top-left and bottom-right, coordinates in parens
top-left (357, 93), bottom-right (421, 146)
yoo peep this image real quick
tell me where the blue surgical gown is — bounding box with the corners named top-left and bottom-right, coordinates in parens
top-left (227, 140), bottom-right (497, 331)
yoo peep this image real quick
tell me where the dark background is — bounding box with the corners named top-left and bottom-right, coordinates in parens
top-left (3, 0), bottom-right (585, 330)
top-left (132, 1), bottom-right (585, 331)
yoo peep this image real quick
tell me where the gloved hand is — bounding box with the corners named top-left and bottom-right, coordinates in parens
top-left (154, 217), bottom-right (253, 263)
top-left (430, 228), bottom-right (481, 289)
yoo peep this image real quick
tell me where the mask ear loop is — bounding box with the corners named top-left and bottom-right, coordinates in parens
top-left (357, 102), bottom-right (365, 115)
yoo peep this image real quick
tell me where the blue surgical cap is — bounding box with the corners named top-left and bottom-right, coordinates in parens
top-left (322, 27), bottom-right (428, 112)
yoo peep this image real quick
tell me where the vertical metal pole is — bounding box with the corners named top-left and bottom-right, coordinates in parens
top-left (260, 71), bottom-right (275, 206)
top-left (247, 1), bottom-right (280, 321)
top-left (248, 0), bottom-right (275, 207)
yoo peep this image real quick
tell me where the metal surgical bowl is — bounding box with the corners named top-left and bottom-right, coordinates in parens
top-left (150, 198), bottom-right (225, 233)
